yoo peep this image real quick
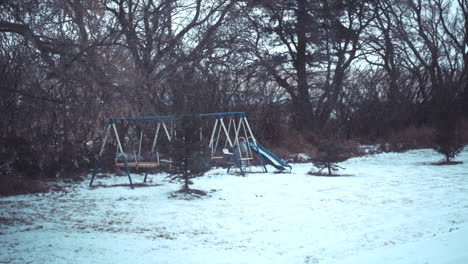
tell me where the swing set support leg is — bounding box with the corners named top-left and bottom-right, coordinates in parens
top-left (89, 157), bottom-right (102, 187)
top-left (233, 148), bottom-right (245, 176)
top-left (224, 153), bottom-right (243, 175)
top-left (143, 170), bottom-right (148, 183)
top-left (225, 155), bottom-right (233, 174)
top-left (123, 158), bottom-right (134, 189)
top-left (258, 155), bottom-right (268, 173)
top-left (226, 162), bottom-right (243, 176)
top-left (238, 164), bottom-right (245, 176)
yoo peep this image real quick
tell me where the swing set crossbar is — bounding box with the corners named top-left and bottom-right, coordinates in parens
top-left (111, 112), bottom-right (245, 121)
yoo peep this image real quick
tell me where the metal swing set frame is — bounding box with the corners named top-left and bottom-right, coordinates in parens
top-left (89, 112), bottom-right (268, 189)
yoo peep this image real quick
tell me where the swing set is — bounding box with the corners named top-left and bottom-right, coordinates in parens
top-left (89, 112), bottom-right (291, 188)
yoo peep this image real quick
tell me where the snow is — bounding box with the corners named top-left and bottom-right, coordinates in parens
top-left (1, 148), bottom-right (468, 263)
top-left (286, 153), bottom-right (312, 163)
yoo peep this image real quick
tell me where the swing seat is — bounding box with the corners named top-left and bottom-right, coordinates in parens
top-left (211, 149), bottom-right (233, 159)
top-left (115, 162), bottom-right (160, 168)
top-left (222, 148), bottom-right (233, 155)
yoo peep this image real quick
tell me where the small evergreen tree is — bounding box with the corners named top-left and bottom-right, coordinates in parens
top-left (432, 84), bottom-right (464, 163)
top-left (432, 119), bottom-right (464, 163)
top-left (311, 139), bottom-right (353, 175)
top-left (168, 116), bottom-right (208, 194)
top-left (162, 66), bottom-right (210, 195)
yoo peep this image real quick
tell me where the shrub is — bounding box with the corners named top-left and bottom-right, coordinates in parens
top-left (382, 125), bottom-right (434, 152)
top-left (432, 120), bottom-right (464, 163)
top-left (165, 116), bottom-right (208, 194)
top-left (311, 139), bottom-right (356, 175)
top-left (431, 85), bottom-right (464, 163)
top-left (0, 175), bottom-right (49, 196)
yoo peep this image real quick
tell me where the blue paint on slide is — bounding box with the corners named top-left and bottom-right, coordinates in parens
top-left (248, 141), bottom-right (292, 171)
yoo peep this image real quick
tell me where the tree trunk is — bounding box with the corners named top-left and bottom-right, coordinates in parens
top-left (183, 172), bottom-right (190, 191)
top-left (293, 0), bottom-right (313, 130)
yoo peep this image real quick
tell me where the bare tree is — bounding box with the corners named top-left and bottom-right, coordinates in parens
top-left (246, 0), bottom-right (374, 130)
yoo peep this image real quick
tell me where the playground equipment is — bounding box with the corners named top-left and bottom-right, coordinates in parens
top-left (248, 142), bottom-right (292, 171)
top-left (89, 112), bottom-right (291, 188)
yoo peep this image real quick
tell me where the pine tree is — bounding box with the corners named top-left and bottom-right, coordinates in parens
top-left (312, 139), bottom-right (353, 175)
top-left (167, 116), bottom-right (208, 195)
top-left (432, 84), bottom-right (464, 163)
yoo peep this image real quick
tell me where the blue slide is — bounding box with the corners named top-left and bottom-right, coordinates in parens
top-left (248, 141), bottom-right (292, 171)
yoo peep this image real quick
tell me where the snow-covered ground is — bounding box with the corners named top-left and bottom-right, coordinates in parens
top-left (1, 148), bottom-right (468, 264)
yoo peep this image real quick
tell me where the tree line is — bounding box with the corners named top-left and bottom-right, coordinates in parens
top-left (0, 0), bottom-right (467, 182)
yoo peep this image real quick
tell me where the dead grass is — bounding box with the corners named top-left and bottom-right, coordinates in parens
top-left (90, 183), bottom-right (162, 189)
top-left (0, 216), bottom-right (31, 226)
top-left (176, 188), bottom-right (207, 195)
top-left (266, 130), bottom-right (364, 163)
top-left (429, 161), bottom-right (464, 166)
top-left (270, 130), bottom-right (319, 158)
top-left (0, 176), bottom-right (49, 196)
top-left (381, 125), bottom-right (435, 152)
top-left (168, 188), bottom-right (208, 200)
top-left (307, 170), bottom-right (354, 177)
top-left (462, 118), bottom-right (468, 143)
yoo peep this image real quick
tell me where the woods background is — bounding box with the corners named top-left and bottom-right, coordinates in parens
top-left (0, 0), bottom-right (467, 187)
